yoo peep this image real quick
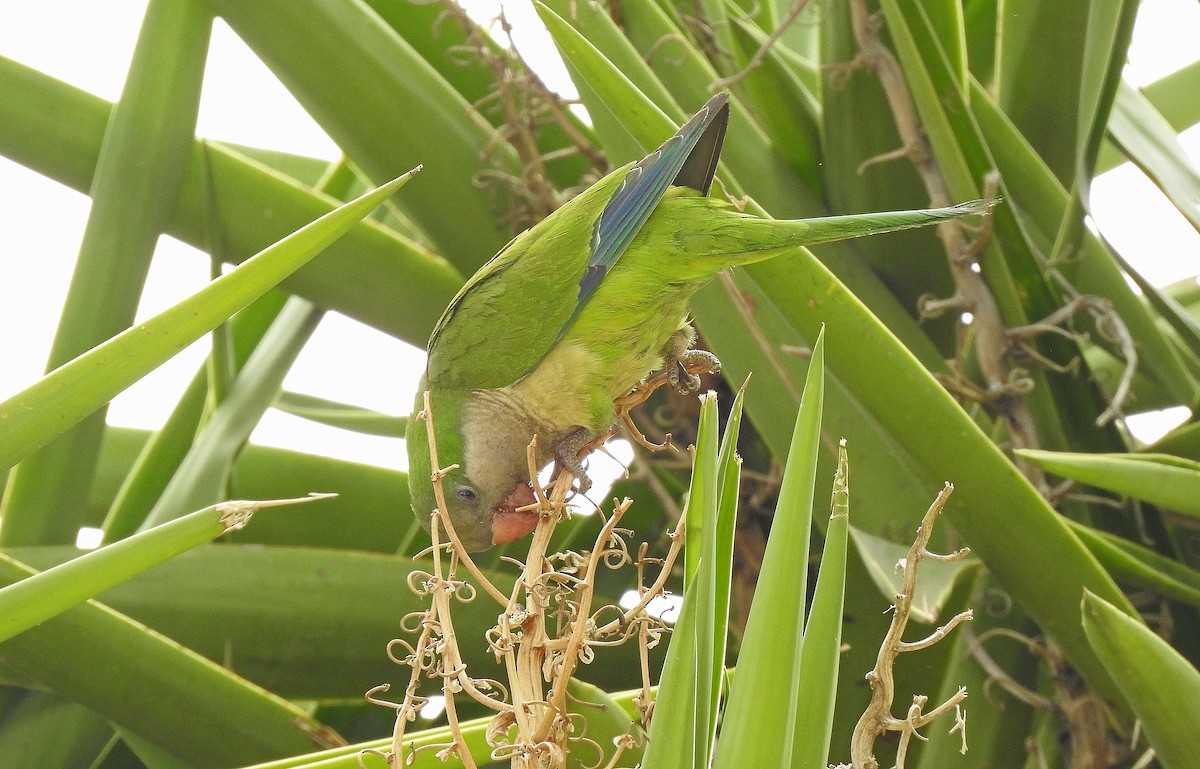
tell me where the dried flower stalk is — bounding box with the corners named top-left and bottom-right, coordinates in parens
top-left (371, 378), bottom-right (688, 768)
top-left (844, 483), bottom-right (973, 769)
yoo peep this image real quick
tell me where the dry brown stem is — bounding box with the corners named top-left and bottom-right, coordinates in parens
top-left (435, 0), bottom-right (606, 232)
top-left (967, 628), bottom-right (1126, 768)
top-left (710, 0), bottom-right (815, 91)
top-left (846, 483), bottom-right (973, 769)
top-left (1008, 258), bottom-right (1139, 427)
top-left (843, 1), bottom-right (1048, 488)
top-left (371, 393), bottom-right (684, 768)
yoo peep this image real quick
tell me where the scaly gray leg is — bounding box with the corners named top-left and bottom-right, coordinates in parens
top-left (555, 426), bottom-right (595, 494)
top-left (664, 326), bottom-right (722, 394)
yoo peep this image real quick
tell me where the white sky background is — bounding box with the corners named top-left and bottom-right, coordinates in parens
top-left (1, 0), bottom-right (1198, 480)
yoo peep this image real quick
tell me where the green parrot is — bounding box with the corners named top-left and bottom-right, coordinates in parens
top-left (407, 92), bottom-right (990, 551)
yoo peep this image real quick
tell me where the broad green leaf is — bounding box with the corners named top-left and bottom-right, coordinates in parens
top-left (791, 439), bottom-right (849, 769)
top-left (712, 381), bottom-right (747, 726)
top-left (210, 0), bottom-right (515, 267)
top-left (0, 58), bottom-right (462, 345)
top-left (1082, 591), bottom-right (1200, 769)
top-left (565, 679), bottom-right (645, 769)
top-left (696, 0), bottom-right (735, 68)
top-left (94, 428), bottom-right (411, 554)
top-left (995, 0), bottom-right (1090, 183)
top-left (850, 526), bottom-right (980, 624)
top-left (273, 391), bottom-right (406, 437)
top-left (239, 686), bottom-right (647, 769)
top-left (702, 391), bottom-right (744, 763)
top-left (0, 555), bottom-right (336, 767)
top-left (101, 367), bottom-right (207, 543)
top-left (692, 394), bottom-right (723, 769)
top-left (541, 0), bottom-right (816, 215)
top-left (1108, 82), bottom-right (1200, 233)
top-left (1018, 449), bottom-right (1200, 519)
top-left (646, 394), bottom-right (726, 769)
top-left (359, 0), bottom-right (597, 189)
top-left (878, 1), bottom-right (1160, 472)
top-left (0, 497), bottom-right (326, 643)
top-left (139, 298), bottom-right (323, 529)
top-left (640, 585), bottom-right (699, 769)
top-left (820, 0), bottom-right (949, 330)
top-left (683, 395), bottom-right (719, 587)
top-left (963, 0), bottom-right (999, 84)
top-left (1148, 419), bottom-right (1200, 462)
top-left (876, 0), bottom-right (1087, 459)
top-left (537, 0), bottom-right (679, 119)
top-left (712, 329), bottom-right (824, 769)
top-left (707, 249), bottom-right (1133, 703)
top-left (0, 0), bottom-right (212, 547)
top-left (0, 170), bottom-right (417, 474)
top-left (1068, 521), bottom-right (1200, 609)
top-left (101, 291), bottom-right (290, 543)
top-left (361, 0), bottom-right (499, 121)
top-left (1109, 248), bottom-right (1200, 370)
top-left (725, 14), bottom-right (823, 193)
top-left (4, 544), bottom-right (652, 702)
top-left (1141, 59), bottom-right (1200, 136)
top-left (118, 730), bottom-right (195, 769)
top-left (1072, 0), bottom-right (1140, 187)
top-left (970, 77), bottom-right (1199, 407)
top-left (0, 694), bottom-right (114, 769)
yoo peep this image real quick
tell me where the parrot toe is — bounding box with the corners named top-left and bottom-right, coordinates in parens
top-left (667, 349), bottom-right (722, 394)
top-left (555, 427), bottom-right (595, 494)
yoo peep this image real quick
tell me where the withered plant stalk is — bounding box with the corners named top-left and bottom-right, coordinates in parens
top-left (847, 483), bottom-right (973, 769)
top-left (369, 385), bottom-right (687, 769)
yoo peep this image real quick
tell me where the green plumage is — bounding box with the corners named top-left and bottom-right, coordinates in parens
top-left (407, 93), bottom-right (992, 551)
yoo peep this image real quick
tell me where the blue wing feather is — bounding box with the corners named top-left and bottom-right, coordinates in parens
top-left (570, 93), bottom-right (730, 324)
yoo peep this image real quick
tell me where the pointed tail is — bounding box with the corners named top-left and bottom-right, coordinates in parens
top-left (688, 198), bottom-right (1000, 265)
top-left (781, 198), bottom-right (999, 247)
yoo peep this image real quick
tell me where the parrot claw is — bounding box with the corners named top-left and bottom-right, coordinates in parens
top-left (663, 326), bottom-right (721, 395)
top-left (668, 349), bottom-right (722, 395)
top-left (554, 427), bottom-right (595, 495)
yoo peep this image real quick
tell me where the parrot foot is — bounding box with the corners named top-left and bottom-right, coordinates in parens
top-left (554, 427), bottom-right (595, 495)
top-left (667, 349), bottom-right (722, 394)
top-left (663, 328), bottom-right (722, 394)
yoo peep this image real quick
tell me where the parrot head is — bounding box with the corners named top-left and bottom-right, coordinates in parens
top-left (406, 388), bottom-right (539, 552)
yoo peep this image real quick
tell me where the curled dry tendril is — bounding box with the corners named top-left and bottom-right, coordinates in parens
top-left (365, 391), bottom-right (683, 768)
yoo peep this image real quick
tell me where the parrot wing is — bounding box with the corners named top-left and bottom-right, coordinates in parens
top-left (570, 92), bottom-right (729, 327)
top-left (424, 93), bottom-right (730, 391)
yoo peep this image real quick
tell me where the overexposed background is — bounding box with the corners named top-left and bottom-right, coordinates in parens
top-left (1, 0), bottom-right (1198, 486)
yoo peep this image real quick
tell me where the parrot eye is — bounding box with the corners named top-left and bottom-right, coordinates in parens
top-left (454, 485), bottom-right (480, 505)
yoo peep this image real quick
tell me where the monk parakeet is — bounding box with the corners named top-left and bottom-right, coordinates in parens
top-left (407, 92), bottom-right (990, 551)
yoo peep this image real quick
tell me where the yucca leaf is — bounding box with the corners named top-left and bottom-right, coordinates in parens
top-left (139, 298), bottom-right (323, 529)
top-left (1018, 449), bottom-right (1200, 519)
top-left (0, 555), bottom-right (337, 766)
top-left (1082, 591), bottom-right (1200, 769)
top-left (273, 391), bottom-right (406, 437)
top-left (0, 0), bottom-right (212, 546)
top-left (712, 328), bottom-right (824, 768)
top-left (790, 438), bottom-right (850, 769)
top-left (0, 58), bottom-right (462, 344)
top-left (0, 171), bottom-right (417, 474)
top-left (0, 496), bottom-right (325, 643)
